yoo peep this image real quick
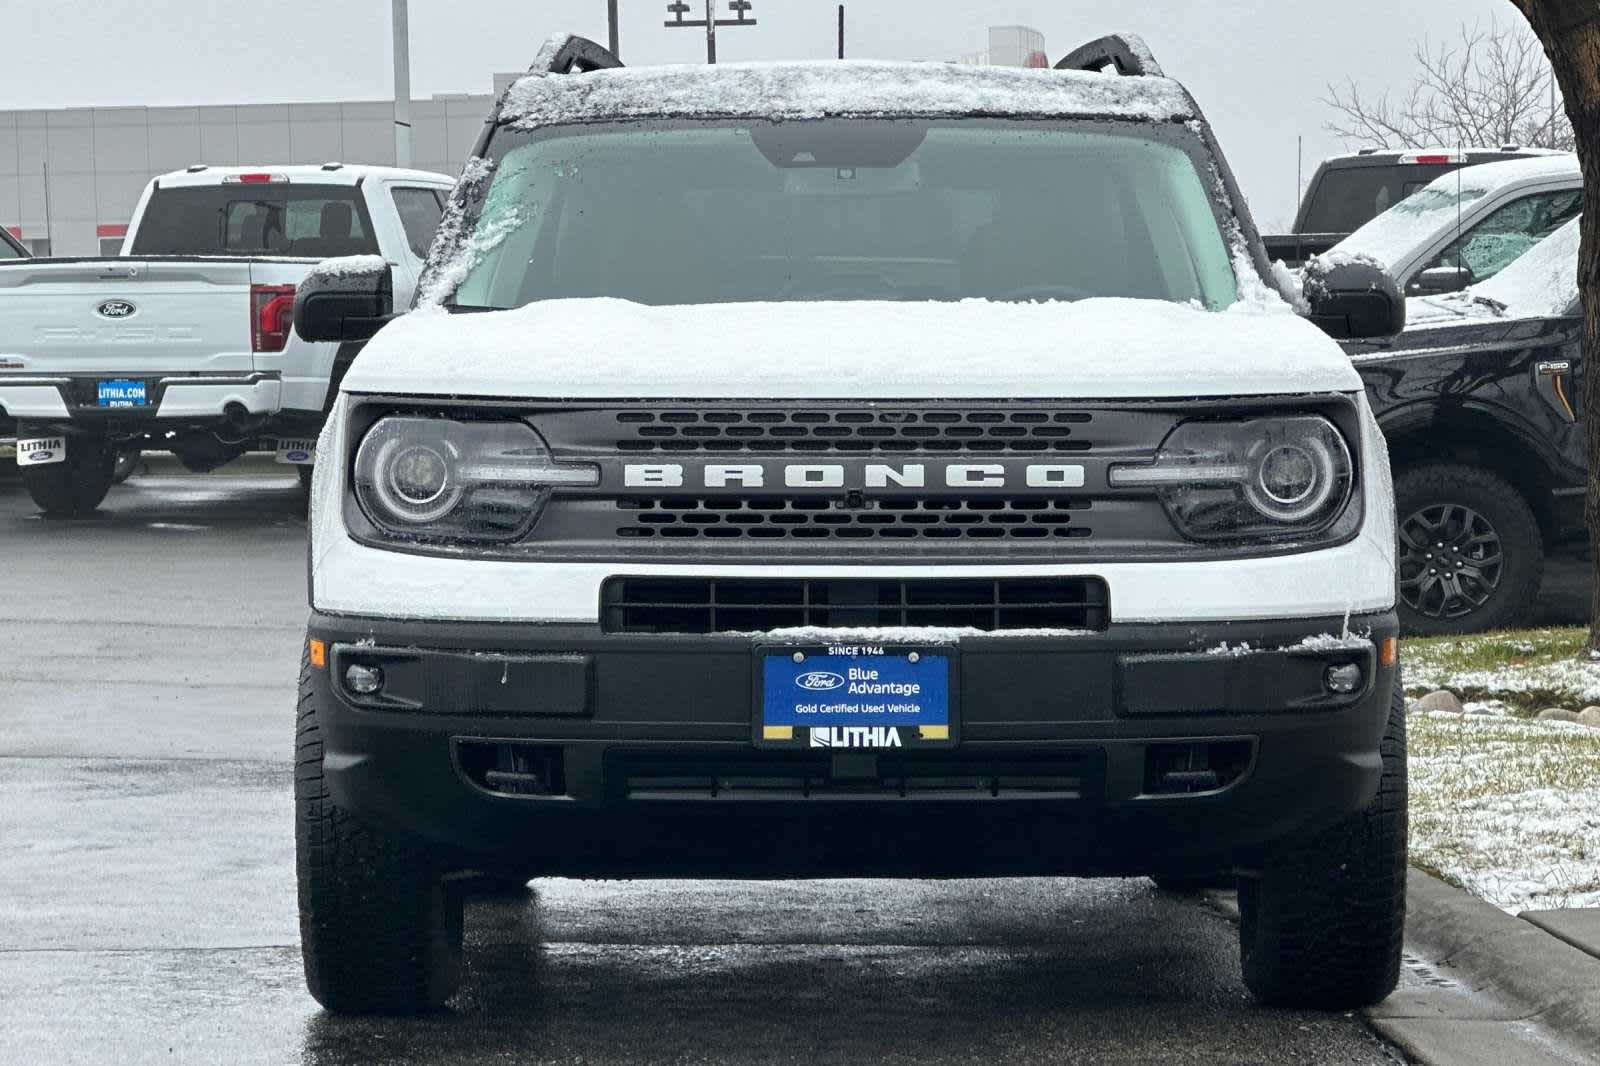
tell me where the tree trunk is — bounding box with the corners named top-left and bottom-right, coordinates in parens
top-left (1509, 1), bottom-right (1600, 650)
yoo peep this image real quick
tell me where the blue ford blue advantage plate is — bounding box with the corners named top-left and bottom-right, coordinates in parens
top-left (97, 379), bottom-right (147, 407)
top-left (755, 644), bottom-right (956, 749)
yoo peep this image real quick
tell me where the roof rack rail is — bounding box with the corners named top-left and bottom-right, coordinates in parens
top-left (531, 33), bottom-right (624, 75)
top-left (1055, 33), bottom-right (1164, 78)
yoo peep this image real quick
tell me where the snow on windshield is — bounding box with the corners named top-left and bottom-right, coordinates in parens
top-left (1472, 214), bottom-right (1581, 318)
top-left (501, 58), bottom-right (1195, 129)
top-left (1333, 176), bottom-right (1493, 273)
top-left (1407, 215), bottom-right (1580, 327)
top-left (1332, 153), bottom-right (1579, 273)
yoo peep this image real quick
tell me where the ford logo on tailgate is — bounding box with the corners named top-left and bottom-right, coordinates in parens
top-left (796, 671), bottom-right (846, 692)
top-left (96, 300), bottom-right (137, 319)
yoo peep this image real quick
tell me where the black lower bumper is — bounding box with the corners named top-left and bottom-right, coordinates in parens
top-left (304, 609), bottom-right (1398, 879)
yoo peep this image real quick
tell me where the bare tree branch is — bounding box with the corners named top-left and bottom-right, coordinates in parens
top-left (1320, 17), bottom-right (1575, 152)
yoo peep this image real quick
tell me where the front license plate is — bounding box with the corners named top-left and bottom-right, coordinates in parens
top-left (16, 436), bottom-right (66, 466)
top-left (756, 645), bottom-right (956, 749)
top-left (274, 438), bottom-right (317, 465)
top-left (96, 378), bottom-right (146, 407)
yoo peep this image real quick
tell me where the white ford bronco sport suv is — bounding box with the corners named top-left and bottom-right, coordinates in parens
top-left (293, 34), bottom-right (1407, 1015)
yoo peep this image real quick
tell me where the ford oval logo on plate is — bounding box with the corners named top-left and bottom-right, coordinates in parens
top-left (796, 671), bottom-right (846, 692)
top-left (97, 299), bottom-right (137, 319)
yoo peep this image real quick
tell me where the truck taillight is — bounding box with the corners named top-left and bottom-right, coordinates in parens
top-left (252, 284), bottom-right (296, 353)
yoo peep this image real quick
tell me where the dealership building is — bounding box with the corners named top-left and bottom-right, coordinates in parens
top-left (2, 27), bottom-right (1047, 258)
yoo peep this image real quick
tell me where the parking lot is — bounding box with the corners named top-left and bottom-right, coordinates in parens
top-left (0, 468), bottom-right (1443, 1065)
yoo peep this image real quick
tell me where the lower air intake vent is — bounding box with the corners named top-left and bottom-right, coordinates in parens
top-left (616, 750), bottom-right (1099, 801)
top-left (600, 577), bottom-right (1109, 634)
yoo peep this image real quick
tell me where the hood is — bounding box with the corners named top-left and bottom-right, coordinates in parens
top-left (343, 297), bottom-right (1361, 400)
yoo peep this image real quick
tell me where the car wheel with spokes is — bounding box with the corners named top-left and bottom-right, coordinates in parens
top-left (1393, 464), bottom-right (1542, 636)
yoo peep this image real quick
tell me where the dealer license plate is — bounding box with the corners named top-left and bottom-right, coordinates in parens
top-left (96, 379), bottom-right (146, 407)
top-left (755, 644), bottom-right (955, 749)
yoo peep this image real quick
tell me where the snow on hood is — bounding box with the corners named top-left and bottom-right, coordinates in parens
top-left (343, 297), bottom-right (1359, 400)
top-left (1407, 215), bottom-right (1581, 328)
top-left (501, 60), bottom-right (1195, 130)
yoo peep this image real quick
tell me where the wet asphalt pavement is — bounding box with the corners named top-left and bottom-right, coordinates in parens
top-left (0, 467), bottom-right (1585, 1065)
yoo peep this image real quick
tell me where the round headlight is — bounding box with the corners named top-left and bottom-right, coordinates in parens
top-left (350, 415), bottom-right (601, 544)
top-left (1246, 431), bottom-right (1342, 523)
top-left (357, 427), bottom-right (464, 526)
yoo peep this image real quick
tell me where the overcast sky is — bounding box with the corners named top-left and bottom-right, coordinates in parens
top-left (6, 0), bottom-right (1528, 227)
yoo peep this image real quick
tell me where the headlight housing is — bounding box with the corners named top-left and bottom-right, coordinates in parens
top-left (1109, 416), bottom-right (1355, 542)
top-left (352, 416), bottom-right (597, 543)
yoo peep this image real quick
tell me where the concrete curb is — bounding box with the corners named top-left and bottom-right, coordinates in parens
top-left (1396, 868), bottom-right (1600, 1060)
top-left (1203, 869), bottom-right (1600, 1064)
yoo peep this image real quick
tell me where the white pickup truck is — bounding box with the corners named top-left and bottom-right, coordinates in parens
top-left (0, 163), bottom-right (454, 515)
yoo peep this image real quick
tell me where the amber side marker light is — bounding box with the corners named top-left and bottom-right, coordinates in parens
top-left (309, 639), bottom-right (327, 669)
top-left (1380, 637), bottom-right (1398, 668)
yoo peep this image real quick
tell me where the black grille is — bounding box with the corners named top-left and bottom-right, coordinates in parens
top-left (616, 750), bottom-right (1098, 801)
top-left (600, 577), bottom-right (1110, 634)
top-left (614, 407), bottom-right (1094, 454)
top-left (614, 495), bottom-right (1093, 541)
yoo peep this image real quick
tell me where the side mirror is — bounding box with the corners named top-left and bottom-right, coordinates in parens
top-left (294, 257), bottom-right (394, 343)
top-left (1303, 255), bottom-right (1406, 339)
top-left (1410, 266), bottom-right (1473, 296)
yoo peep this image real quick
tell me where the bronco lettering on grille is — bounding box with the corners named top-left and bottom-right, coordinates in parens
top-left (622, 462), bottom-right (1086, 491)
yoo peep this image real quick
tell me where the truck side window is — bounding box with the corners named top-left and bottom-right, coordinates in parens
top-left (1412, 188), bottom-right (1583, 292)
top-left (392, 188), bottom-right (445, 259)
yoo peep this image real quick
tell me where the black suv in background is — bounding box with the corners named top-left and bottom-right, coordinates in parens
top-left (1265, 146), bottom-right (1558, 267)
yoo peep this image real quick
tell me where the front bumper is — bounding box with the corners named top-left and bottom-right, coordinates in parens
top-left (305, 609), bottom-right (1398, 879)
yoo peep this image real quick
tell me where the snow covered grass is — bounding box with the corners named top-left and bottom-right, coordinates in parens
top-left (1408, 709), bottom-right (1600, 913)
top-left (1404, 626), bottom-right (1600, 715)
top-left (1401, 625), bottom-right (1600, 912)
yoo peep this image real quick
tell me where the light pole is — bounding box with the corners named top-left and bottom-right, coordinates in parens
top-left (665, 0), bottom-right (756, 65)
top-left (392, 0), bottom-right (412, 168)
top-left (608, 0), bottom-right (620, 58)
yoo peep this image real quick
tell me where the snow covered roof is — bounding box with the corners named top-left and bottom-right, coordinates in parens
top-left (500, 60), bottom-right (1196, 130)
top-left (154, 164), bottom-right (454, 188)
top-left (344, 296), bottom-right (1358, 401)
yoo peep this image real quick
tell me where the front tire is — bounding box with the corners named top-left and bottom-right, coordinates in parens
top-left (1238, 675), bottom-right (1406, 1009)
top-left (21, 436), bottom-right (116, 517)
top-left (1394, 464), bottom-right (1542, 636)
top-left (296, 652), bottom-right (463, 1014)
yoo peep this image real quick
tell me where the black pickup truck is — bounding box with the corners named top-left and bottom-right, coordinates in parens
top-left (1340, 218), bottom-right (1586, 635)
top-left (1266, 146), bottom-right (1554, 268)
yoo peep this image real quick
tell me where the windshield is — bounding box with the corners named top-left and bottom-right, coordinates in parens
top-left (1333, 175), bottom-right (1492, 273)
top-left (1473, 215), bottom-right (1582, 318)
top-left (446, 120), bottom-right (1239, 310)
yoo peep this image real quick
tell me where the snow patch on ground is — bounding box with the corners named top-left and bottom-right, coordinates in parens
top-left (1409, 709), bottom-right (1600, 913)
top-left (1405, 655), bottom-right (1600, 707)
top-left (501, 59), bottom-right (1196, 130)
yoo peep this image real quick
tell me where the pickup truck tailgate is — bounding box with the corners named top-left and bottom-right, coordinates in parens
top-left (0, 257), bottom-right (261, 375)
